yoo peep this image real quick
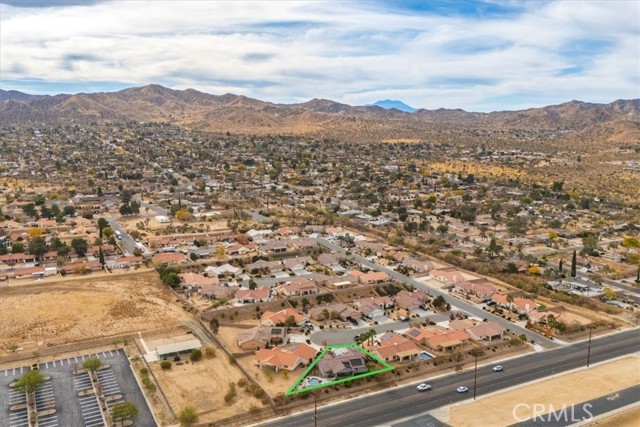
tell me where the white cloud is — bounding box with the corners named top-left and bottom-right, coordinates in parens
top-left (1, 0), bottom-right (638, 111)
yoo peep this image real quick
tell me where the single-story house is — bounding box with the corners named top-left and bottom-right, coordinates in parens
top-left (317, 347), bottom-right (368, 379)
top-left (237, 326), bottom-right (287, 350)
top-left (276, 277), bottom-right (319, 297)
top-left (260, 309), bottom-right (306, 326)
top-left (235, 286), bottom-right (274, 304)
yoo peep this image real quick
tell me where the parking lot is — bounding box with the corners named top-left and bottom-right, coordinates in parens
top-left (0, 349), bottom-right (156, 427)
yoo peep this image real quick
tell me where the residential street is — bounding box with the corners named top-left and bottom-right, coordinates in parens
top-left (314, 238), bottom-right (560, 349)
top-left (259, 328), bottom-right (639, 427)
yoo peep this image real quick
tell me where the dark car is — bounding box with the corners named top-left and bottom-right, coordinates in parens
top-left (349, 318), bottom-right (359, 326)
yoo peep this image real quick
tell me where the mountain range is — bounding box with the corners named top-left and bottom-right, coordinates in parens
top-left (0, 85), bottom-right (638, 147)
top-left (369, 100), bottom-right (417, 113)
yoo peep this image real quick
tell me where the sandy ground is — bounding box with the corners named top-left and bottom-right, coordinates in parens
top-left (236, 353), bottom-right (298, 398)
top-left (118, 215), bottom-right (228, 234)
top-left (0, 271), bottom-right (191, 354)
top-left (585, 404), bottom-right (640, 427)
top-left (150, 353), bottom-right (266, 423)
top-left (447, 355), bottom-right (640, 427)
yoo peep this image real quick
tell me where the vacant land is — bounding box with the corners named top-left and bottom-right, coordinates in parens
top-left (586, 405), bottom-right (640, 427)
top-left (448, 355), bottom-right (640, 427)
top-left (0, 271), bottom-right (191, 354)
top-left (150, 353), bottom-right (266, 423)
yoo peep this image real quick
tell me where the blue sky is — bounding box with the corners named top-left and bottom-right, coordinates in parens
top-left (0, 0), bottom-right (638, 111)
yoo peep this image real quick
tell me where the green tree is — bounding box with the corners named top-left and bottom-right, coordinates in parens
top-left (71, 237), bottom-right (89, 257)
top-left (83, 356), bottom-right (102, 373)
top-left (11, 242), bottom-right (25, 253)
top-left (190, 349), bottom-right (202, 362)
top-left (21, 203), bottom-right (38, 219)
top-left (558, 259), bottom-right (563, 275)
top-left (99, 248), bottom-right (105, 266)
top-left (580, 235), bottom-right (598, 256)
top-left (28, 236), bottom-right (48, 262)
top-left (57, 244), bottom-right (70, 258)
top-left (178, 406), bottom-right (198, 427)
top-left (507, 217), bottom-right (528, 237)
top-left (506, 294), bottom-right (514, 311)
top-left (571, 250), bottom-right (577, 278)
top-left (97, 217), bottom-right (109, 231)
top-left (433, 295), bottom-right (446, 310)
top-left (162, 272), bottom-right (181, 288)
top-left (62, 205), bottom-right (76, 217)
top-left (283, 315), bottom-right (297, 327)
top-left (111, 401), bottom-right (139, 424)
top-left (15, 370), bottom-right (45, 393)
top-left (486, 237), bottom-right (503, 258)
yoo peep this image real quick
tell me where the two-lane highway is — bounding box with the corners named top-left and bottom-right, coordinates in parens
top-left (260, 329), bottom-right (639, 427)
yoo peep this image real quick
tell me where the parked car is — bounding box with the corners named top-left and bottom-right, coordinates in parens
top-left (492, 365), bottom-right (503, 372)
top-left (354, 334), bottom-right (361, 342)
top-left (457, 386), bottom-right (469, 393)
top-left (399, 316), bottom-right (410, 322)
top-left (349, 318), bottom-right (359, 326)
top-left (416, 383), bottom-right (432, 392)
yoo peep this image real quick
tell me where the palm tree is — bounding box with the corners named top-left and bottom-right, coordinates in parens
top-left (506, 294), bottom-right (514, 312)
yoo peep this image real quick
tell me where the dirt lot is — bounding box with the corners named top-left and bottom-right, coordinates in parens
top-left (448, 355), bottom-right (640, 427)
top-left (118, 215), bottom-right (228, 235)
top-left (150, 351), bottom-right (266, 423)
top-left (0, 271), bottom-right (192, 354)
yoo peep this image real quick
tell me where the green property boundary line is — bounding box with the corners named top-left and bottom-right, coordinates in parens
top-left (285, 343), bottom-right (394, 396)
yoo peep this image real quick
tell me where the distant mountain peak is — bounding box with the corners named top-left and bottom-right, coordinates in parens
top-left (369, 99), bottom-right (417, 113)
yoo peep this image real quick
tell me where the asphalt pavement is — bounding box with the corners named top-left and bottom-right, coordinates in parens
top-left (259, 328), bottom-right (639, 427)
top-left (314, 238), bottom-right (559, 349)
top-left (106, 218), bottom-right (137, 256)
top-left (310, 313), bottom-right (451, 346)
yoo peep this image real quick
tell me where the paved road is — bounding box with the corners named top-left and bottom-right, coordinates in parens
top-left (310, 313), bottom-right (452, 346)
top-left (106, 218), bottom-right (136, 256)
top-left (132, 195), bottom-right (168, 218)
top-left (314, 239), bottom-right (559, 349)
top-left (260, 328), bottom-right (639, 427)
top-left (510, 384), bottom-right (640, 426)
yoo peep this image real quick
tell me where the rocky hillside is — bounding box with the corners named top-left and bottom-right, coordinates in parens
top-left (0, 85), bottom-right (638, 149)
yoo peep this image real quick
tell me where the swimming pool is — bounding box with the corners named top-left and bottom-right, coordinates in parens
top-left (418, 352), bottom-right (433, 361)
top-left (307, 376), bottom-right (324, 386)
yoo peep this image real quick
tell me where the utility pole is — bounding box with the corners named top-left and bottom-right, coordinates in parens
top-left (586, 327), bottom-right (592, 367)
top-left (473, 353), bottom-right (478, 400)
top-left (314, 392), bottom-right (318, 427)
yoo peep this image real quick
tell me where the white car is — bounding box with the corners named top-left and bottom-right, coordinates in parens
top-left (416, 383), bottom-right (432, 392)
top-left (457, 386), bottom-right (469, 393)
top-left (493, 365), bottom-right (503, 372)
